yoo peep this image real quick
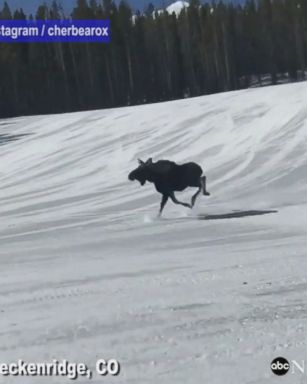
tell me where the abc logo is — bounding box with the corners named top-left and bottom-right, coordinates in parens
top-left (271, 357), bottom-right (290, 376)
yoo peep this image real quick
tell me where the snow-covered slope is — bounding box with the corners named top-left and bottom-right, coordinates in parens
top-left (166, 1), bottom-right (189, 15)
top-left (1, 82), bottom-right (307, 383)
top-left (154, 1), bottom-right (189, 17)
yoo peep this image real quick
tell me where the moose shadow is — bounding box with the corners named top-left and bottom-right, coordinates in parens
top-left (198, 210), bottom-right (278, 220)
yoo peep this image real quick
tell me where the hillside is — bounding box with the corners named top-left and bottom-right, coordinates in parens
top-left (1, 82), bottom-right (307, 383)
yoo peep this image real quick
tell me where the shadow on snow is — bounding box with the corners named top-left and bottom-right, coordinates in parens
top-left (0, 133), bottom-right (30, 146)
top-left (198, 210), bottom-right (278, 220)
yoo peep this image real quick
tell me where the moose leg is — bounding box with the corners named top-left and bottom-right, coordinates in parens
top-left (159, 194), bottom-right (169, 216)
top-left (201, 176), bottom-right (210, 196)
top-left (191, 187), bottom-right (202, 207)
top-left (169, 192), bottom-right (192, 209)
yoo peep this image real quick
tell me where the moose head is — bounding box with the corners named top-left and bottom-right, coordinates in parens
top-left (128, 158), bottom-right (153, 186)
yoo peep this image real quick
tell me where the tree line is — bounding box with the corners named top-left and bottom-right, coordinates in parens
top-left (0, 0), bottom-right (307, 118)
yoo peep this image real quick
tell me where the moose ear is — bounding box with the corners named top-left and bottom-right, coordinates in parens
top-left (146, 158), bottom-right (153, 165)
top-left (138, 158), bottom-right (145, 165)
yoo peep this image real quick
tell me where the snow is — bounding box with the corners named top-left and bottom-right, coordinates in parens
top-left (1, 82), bottom-right (307, 383)
top-left (154, 1), bottom-right (189, 17)
top-left (166, 1), bottom-right (189, 16)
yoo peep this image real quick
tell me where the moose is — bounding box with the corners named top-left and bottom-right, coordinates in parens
top-left (128, 158), bottom-right (210, 216)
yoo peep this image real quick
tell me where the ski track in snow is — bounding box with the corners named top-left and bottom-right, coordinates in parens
top-left (1, 82), bottom-right (307, 383)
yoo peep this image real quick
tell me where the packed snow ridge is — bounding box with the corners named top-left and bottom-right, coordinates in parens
top-left (1, 82), bottom-right (307, 384)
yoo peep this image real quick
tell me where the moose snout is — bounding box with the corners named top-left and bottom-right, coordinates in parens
top-left (128, 173), bottom-right (134, 181)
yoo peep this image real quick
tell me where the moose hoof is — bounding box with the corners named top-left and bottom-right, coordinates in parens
top-left (203, 191), bottom-right (210, 196)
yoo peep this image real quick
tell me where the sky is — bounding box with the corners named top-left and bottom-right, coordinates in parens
top-left (4, 0), bottom-right (174, 14)
top-left (3, 0), bottom-right (243, 15)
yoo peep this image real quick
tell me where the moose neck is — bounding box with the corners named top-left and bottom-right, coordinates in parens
top-left (145, 171), bottom-right (157, 183)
